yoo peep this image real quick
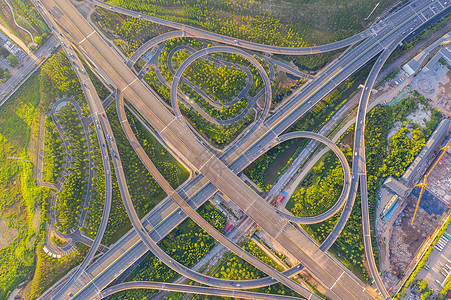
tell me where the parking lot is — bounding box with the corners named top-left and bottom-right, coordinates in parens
top-left (416, 231), bottom-right (451, 292)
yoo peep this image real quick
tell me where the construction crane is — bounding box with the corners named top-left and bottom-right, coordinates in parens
top-left (411, 138), bottom-right (451, 225)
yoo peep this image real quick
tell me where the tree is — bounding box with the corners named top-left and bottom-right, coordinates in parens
top-left (34, 35), bottom-right (43, 45)
top-left (7, 54), bottom-right (18, 67)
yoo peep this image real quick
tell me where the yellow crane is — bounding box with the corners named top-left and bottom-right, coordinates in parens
top-left (411, 138), bottom-right (451, 225)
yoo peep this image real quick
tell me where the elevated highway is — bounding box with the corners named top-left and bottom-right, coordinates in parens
top-left (90, 0), bottom-right (371, 55)
top-left (34, 0), bottom-right (451, 299)
top-left (35, 6), bottom-right (115, 298)
top-left (37, 0), bottom-right (397, 298)
top-left (98, 281), bottom-right (312, 300)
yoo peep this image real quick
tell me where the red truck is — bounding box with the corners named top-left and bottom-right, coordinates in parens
top-left (277, 191), bottom-right (288, 203)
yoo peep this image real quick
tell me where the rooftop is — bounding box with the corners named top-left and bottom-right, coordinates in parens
top-left (384, 176), bottom-right (410, 198)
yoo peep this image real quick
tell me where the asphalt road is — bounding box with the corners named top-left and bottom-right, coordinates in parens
top-left (90, 0), bottom-right (371, 55)
top-left (98, 281), bottom-right (311, 300)
top-left (171, 46), bottom-right (271, 128)
top-left (115, 91), bottom-right (319, 298)
top-left (273, 131), bottom-right (351, 224)
top-left (351, 38), bottom-right (406, 300)
top-left (38, 2), bottom-right (372, 299)
top-left (0, 34), bottom-right (58, 106)
top-left (42, 0), bottom-right (388, 298)
top-left (33, 0), bottom-right (451, 298)
top-left (35, 9), bottom-right (115, 298)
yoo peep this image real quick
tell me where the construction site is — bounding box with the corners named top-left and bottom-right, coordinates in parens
top-left (377, 119), bottom-right (451, 292)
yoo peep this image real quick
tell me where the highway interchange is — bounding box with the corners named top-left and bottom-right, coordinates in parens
top-left (29, 0), bottom-right (451, 299)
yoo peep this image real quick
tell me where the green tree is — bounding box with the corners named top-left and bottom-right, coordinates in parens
top-left (7, 54), bottom-right (18, 67)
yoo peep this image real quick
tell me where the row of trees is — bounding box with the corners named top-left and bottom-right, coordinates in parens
top-left (110, 202), bottom-right (226, 299)
top-left (108, 0), bottom-right (309, 48)
top-left (184, 59), bottom-right (247, 102)
top-left (82, 127), bottom-right (106, 239)
top-left (43, 116), bottom-right (64, 183)
top-left (54, 105), bottom-right (89, 232)
top-left (180, 83), bottom-right (248, 120)
top-left (180, 104), bottom-right (253, 147)
top-left (208, 238), bottom-right (301, 297)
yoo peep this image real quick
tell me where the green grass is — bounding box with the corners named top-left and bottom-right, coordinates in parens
top-left (0, 71), bottom-right (51, 299)
top-left (287, 151), bottom-right (343, 218)
top-left (205, 237), bottom-right (303, 298)
top-left (26, 243), bottom-right (88, 300)
top-left (109, 202), bottom-right (226, 300)
top-left (126, 107), bottom-right (189, 187)
top-left (96, 103), bottom-right (189, 245)
top-left (107, 0), bottom-right (397, 46)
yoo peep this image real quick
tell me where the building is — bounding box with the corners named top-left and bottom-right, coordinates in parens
top-left (384, 176), bottom-right (411, 198)
top-left (223, 222), bottom-right (234, 234)
top-left (423, 45), bottom-right (451, 70)
top-left (3, 40), bottom-right (23, 57)
top-left (402, 31), bottom-right (451, 76)
top-left (381, 194), bottom-right (399, 222)
top-left (0, 31), bottom-right (7, 47)
top-left (401, 119), bottom-right (451, 184)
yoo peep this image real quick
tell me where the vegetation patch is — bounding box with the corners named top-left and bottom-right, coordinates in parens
top-left (54, 104), bottom-right (88, 233)
top-left (180, 83), bottom-right (248, 120)
top-left (287, 151), bottom-right (344, 217)
top-left (184, 59), bottom-right (247, 102)
top-left (26, 243), bottom-right (88, 300)
top-left (109, 201), bottom-right (225, 300)
top-left (0, 71), bottom-right (51, 299)
top-left (0, 0), bottom-right (49, 46)
top-left (107, 0), bottom-right (396, 46)
top-left (42, 116), bottom-right (64, 183)
top-left (91, 7), bottom-right (173, 57)
top-left (206, 237), bottom-right (301, 297)
top-left (180, 104), bottom-right (254, 147)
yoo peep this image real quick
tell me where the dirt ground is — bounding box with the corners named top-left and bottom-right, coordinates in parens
top-left (410, 62), bottom-right (451, 117)
top-left (379, 151), bottom-right (451, 290)
top-left (381, 198), bottom-right (439, 289)
top-left (0, 218), bottom-right (18, 249)
top-left (387, 102), bottom-right (433, 140)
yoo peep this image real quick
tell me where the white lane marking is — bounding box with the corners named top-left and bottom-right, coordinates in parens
top-left (161, 117), bottom-right (176, 133)
top-left (84, 270), bottom-right (101, 292)
top-left (121, 78), bottom-right (138, 92)
top-left (198, 155), bottom-right (215, 171)
top-left (79, 30), bottom-right (95, 44)
top-left (330, 271), bottom-right (345, 289)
